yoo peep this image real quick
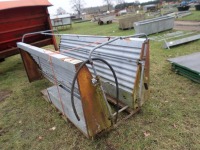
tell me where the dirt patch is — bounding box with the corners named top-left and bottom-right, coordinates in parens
top-left (0, 90), bottom-right (12, 102)
top-left (0, 127), bottom-right (8, 136)
top-left (174, 21), bottom-right (200, 31)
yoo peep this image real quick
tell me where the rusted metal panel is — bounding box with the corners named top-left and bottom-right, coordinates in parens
top-left (77, 65), bottom-right (112, 137)
top-left (0, 0), bottom-right (51, 10)
top-left (20, 50), bottom-right (42, 82)
top-left (0, 38), bottom-right (53, 58)
top-left (0, 3), bottom-right (57, 59)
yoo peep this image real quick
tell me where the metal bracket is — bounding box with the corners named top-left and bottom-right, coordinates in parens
top-left (138, 60), bottom-right (146, 107)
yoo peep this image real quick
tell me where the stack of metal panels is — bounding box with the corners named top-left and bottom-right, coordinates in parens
top-left (168, 52), bottom-right (200, 83)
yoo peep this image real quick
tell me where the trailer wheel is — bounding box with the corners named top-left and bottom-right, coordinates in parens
top-left (100, 21), bottom-right (104, 25)
top-left (107, 21), bottom-right (110, 24)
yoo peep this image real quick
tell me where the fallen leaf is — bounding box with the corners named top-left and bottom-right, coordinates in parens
top-left (38, 136), bottom-right (43, 140)
top-left (49, 126), bottom-right (56, 131)
top-left (144, 131), bottom-right (150, 137)
top-left (173, 124), bottom-right (177, 128)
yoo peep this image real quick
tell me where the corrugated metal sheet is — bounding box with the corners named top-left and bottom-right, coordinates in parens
top-left (163, 34), bottom-right (200, 49)
top-left (17, 42), bottom-right (113, 138)
top-left (17, 42), bottom-right (81, 92)
top-left (168, 52), bottom-right (200, 83)
top-left (0, 0), bottom-right (51, 10)
top-left (59, 35), bottom-right (146, 107)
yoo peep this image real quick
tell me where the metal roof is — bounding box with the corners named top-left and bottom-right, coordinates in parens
top-left (0, 0), bottom-right (52, 10)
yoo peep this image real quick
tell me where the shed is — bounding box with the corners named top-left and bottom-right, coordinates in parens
top-left (0, 0), bottom-right (57, 60)
top-left (50, 14), bottom-right (72, 28)
top-left (143, 4), bottom-right (157, 12)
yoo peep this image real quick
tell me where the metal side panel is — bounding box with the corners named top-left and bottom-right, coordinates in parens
top-left (58, 36), bottom-right (148, 108)
top-left (60, 36), bottom-right (146, 49)
top-left (171, 64), bottom-right (200, 83)
top-left (17, 42), bottom-right (82, 71)
top-left (168, 52), bottom-right (200, 73)
top-left (163, 34), bottom-right (200, 49)
top-left (47, 86), bottom-right (88, 136)
top-left (134, 16), bottom-right (175, 35)
top-left (17, 42), bottom-right (81, 97)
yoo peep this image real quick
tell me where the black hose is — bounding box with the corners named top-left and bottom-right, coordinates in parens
top-left (71, 58), bottom-right (119, 123)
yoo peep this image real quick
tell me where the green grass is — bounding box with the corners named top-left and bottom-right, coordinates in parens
top-left (1, 21), bottom-right (200, 150)
top-left (177, 10), bottom-right (200, 21)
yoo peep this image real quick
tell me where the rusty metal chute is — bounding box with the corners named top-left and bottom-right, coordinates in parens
top-left (17, 33), bottom-right (150, 138)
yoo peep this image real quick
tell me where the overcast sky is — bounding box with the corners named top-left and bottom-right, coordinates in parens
top-left (48, 0), bottom-right (148, 15)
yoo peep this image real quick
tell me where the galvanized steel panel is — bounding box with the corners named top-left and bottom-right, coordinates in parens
top-left (134, 16), bottom-right (175, 35)
top-left (168, 52), bottom-right (200, 73)
top-left (59, 35), bottom-right (146, 106)
top-left (47, 85), bottom-right (87, 135)
top-left (17, 42), bottom-right (81, 96)
top-left (163, 34), bottom-right (200, 49)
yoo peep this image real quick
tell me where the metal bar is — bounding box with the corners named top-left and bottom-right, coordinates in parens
top-left (22, 29), bottom-right (57, 42)
top-left (112, 106), bottom-right (128, 116)
top-left (163, 34), bottom-right (200, 49)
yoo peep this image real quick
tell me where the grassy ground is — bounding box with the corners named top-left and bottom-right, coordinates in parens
top-left (176, 10), bottom-right (200, 21)
top-left (1, 20), bottom-right (200, 150)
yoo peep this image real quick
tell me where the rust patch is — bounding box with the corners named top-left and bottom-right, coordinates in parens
top-left (0, 90), bottom-right (12, 102)
top-left (77, 64), bottom-right (112, 137)
top-left (20, 49), bottom-right (43, 82)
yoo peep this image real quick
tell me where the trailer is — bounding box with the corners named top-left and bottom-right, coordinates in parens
top-left (0, 0), bottom-right (57, 61)
top-left (95, 15), bottom-right (115, 25)
top-left (118, 14), bottom-right (145, 30)
top-left (50, 14), bottom-right (72, 29)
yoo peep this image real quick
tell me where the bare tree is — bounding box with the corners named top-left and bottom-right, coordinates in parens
top-left (117, 0), bottom-right (125, 4)
top-left (103, 0), bottom-right (113, 11)
top-left (71, 0), bottom-right (84, 18)
top-left (56, 7), bottom-right (67, 15)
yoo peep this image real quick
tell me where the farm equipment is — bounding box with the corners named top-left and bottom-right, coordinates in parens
top-left (118, 14), bottom-right (145, 30)
top-left (94, 15), bottom-right (115, 25)
top-left (50, 14), bottom-right (72, 29)
top-left (17, 33), bottom-right (150, 138)
top-left (0, 0), bottom-right (57, 60)
top-left (195, 3), bottom-right (200, 10)
top-left (177, 1), bottom-right (190, 11)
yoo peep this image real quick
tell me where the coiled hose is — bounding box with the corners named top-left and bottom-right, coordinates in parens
top-left (71, 58), bottom-right (119, 123)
